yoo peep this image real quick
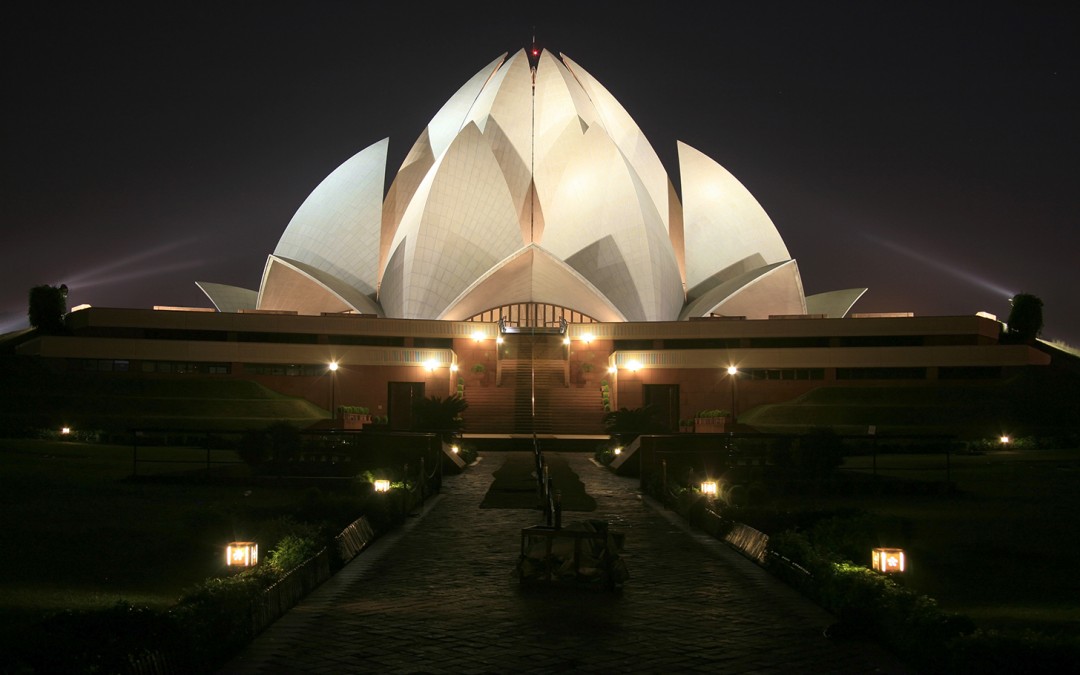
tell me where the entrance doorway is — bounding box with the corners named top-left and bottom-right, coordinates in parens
top-left (643, 383), bottom-right (679, 432)
top-left (388, 381), bottom-right (425, 431)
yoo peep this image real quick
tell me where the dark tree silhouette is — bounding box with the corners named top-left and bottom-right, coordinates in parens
top-left (412, 395), bottom-right (468, 441)
top-left (27, 284), bottom-right (68, 333)
top-left (602, 405), bottom-right (664, 444)
top-left (1006, 293), bottom-right (1043, 343)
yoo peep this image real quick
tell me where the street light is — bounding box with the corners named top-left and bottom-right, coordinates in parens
top-left (727, 366), bottom-right (738, 425)
top-left (328, 361), bottom-right (339, 419)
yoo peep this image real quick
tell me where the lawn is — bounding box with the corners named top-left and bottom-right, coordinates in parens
top-left (0, 439), bottom-right (330, 642)
top-left (777, 448), bottom-right (1080, 634)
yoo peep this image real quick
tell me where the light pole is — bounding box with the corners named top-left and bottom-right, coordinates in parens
top-left (328, 361), bottom-right (338, 419)
top-left (727, 366), bottom-right (738, 426)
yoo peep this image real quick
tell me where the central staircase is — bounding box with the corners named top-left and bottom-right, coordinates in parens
top-left (463, 334), bottom-right (606, 435)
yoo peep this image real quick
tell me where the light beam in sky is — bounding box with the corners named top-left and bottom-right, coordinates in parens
top-left (60, 237), bottom-right (207, 292)
top-left (863, 234), bottom-right (1017, 300)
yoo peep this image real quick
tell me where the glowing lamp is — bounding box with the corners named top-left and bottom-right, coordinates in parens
top-left (999, 435), bottom-right (1010, 445)
top-left (613, 447), bottom-right (622, 456)
top-left (450, 364), bottom-right (459, 373)
top-left (423, 359), bottom-right (438, 372)
top-left (328, 361), bottom-right (339, 372)
top-left (626, 359), bottom-right (642, 372)
top-left (496, 337), bottom-right (504, 345)
top-left (226, 542), bottom-right (258, 567)
top-left (608, 365), bottom-right (618, 374)
top-left (373, 479), bottom-right (391, 493)
top-left (60, 427), bottom-right (71, 435)
top-left (700, 481), bottom-right (719, 497)
top-left (727, 366), bottom-right (738, 375)
top-left (451, 445), bottom-right (460, 454)
top-left (872, 548), bottom-right (906, 573)
top-left (582, 332), bottom-right (594, 344)
top-left (563, 337), bottom-right (571, 345)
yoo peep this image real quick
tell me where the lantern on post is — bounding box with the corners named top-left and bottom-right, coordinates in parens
top-left (700, 481), bottom-right (719, 498)
top-left (226, 542), bottom-right (258, 567)
top-left (872, 548), bottom-right (905, 573)
top-left (373, 479), bottom-right (391, 493)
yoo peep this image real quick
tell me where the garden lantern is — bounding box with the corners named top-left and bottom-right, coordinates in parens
top-left (374, 479), bottom-right (391, 493)
top-left (700, 481), bottom-right (719, 498)
top-left (226, 542), bottom-right (258, 567)
top-left (872, 547), bottom-right (905, 573)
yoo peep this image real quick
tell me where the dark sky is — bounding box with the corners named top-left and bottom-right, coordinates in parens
top-left (3, 1), bottom-right (1078, 344)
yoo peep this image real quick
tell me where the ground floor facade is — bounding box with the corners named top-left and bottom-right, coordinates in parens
top-left (15, 307), bottom-right (1051, 435)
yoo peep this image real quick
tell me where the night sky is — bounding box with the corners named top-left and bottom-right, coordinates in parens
top-left (3, 2), bottom-right (1078, 344)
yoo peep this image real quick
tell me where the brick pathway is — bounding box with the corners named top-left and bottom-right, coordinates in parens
top-left (224, 452), bottom-right (908, 673)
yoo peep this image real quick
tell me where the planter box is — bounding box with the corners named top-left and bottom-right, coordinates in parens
top-left (341, 413), bottom-right (373, 430)
top-left (694, 417), bottom-right (728, 433)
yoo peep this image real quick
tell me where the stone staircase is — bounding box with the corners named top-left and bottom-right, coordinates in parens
top-left (462, 335), bottom-right (606, 435)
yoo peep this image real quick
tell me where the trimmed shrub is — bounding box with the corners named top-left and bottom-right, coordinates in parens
top-left (13, 602), bottom-right (185, 674)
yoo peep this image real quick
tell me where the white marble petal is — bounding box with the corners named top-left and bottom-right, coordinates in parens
top-left (195, 282), bottom-right (257, 313)
top-left (274, 138), bottom-right (388, 297)
top-left (382, 122), bottom-right (523, 319)
top-left (806, 288), bottom-right (868, 318)
top-left (678, 141), bottom-right (791, 292)
top-left (562, 54), bottom-right (670, 233)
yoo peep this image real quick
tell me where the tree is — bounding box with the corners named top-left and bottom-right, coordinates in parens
top-left (28, 284), bottom-right (68, 333)
top-left (412, 395), bottom-right (468, 441)
top-left (602, 406), bottom-right (664, 444)
top-left (1006, 293), bottom-right (1043, 343)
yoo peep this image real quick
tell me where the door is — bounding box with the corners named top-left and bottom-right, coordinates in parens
top-left (388, 381), bottom-right (425, 431)
top-left (643, 383), bottom-right (679, 433)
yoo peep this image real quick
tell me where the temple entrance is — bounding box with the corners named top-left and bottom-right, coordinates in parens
top-left (388, 381), bottom-right (425, 431)
top-left (643, 383), bottom-right (679, 433)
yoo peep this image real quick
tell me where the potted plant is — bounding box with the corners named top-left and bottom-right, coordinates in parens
top-left (581, 361), bottom-right (598, 384)
top-left (469, 363), bottom-right (486, 385)
top-left (694, 409), bottom-right (729, 433)
top-left (339, 405), bottom-right (373, 430)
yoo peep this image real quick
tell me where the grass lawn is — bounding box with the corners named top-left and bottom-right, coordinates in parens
top-left (776, 448), bottom-right (1080, 634)
top-left (0, 439), bottom-right (330, 643)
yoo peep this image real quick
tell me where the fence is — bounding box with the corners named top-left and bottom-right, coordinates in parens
top-left (638, 432), bottom-right (959, 494)
top-left (128, 428), bottom-right (443, 480)
top-left (248, 513), bottom-right (380, 636)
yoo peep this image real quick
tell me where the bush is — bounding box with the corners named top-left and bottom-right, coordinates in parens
top-left (695, 408), bottom-right (729, 418)
top-left (269, 534), bottom-right (321, 573)
top-left (456, 443), bottom-right (478, 464)
top-left (171, 565), bottom-right (282, 668)
top-left (13, 602), bottom-right (186, 674)
top-left (766, 521), bottom-right (974, 670)
top-left (945, 629), bottom-right (1080, 674)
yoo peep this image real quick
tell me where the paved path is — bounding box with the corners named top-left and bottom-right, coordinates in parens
top-left (225, 453), bottom-right (908, 673)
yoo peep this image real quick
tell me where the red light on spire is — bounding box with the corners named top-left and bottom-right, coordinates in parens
top-left (530, 30), bottom-right (540, 59)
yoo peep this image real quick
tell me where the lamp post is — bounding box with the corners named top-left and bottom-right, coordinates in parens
top-left (328, 361), bottom-right (338, 419)
top-left (727, 366), bottom-right (738, 425)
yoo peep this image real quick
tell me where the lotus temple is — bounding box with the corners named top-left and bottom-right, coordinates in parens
top-left (13, 48), bottom-right (1065, 439)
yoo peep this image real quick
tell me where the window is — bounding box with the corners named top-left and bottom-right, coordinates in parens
top-left (836, 367), bottom-right (927, 380)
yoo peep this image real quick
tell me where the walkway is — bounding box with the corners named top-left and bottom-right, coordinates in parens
top-left (224, 452), bottom-right (908, 673)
